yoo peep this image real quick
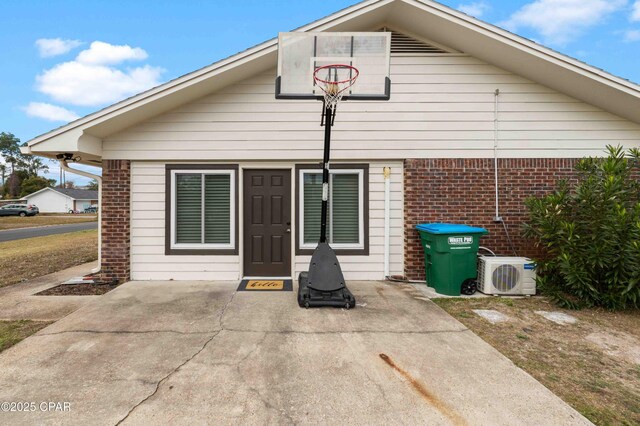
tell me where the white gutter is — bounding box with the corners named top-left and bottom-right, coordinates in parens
top-left (493, 89), bottom-right (502, 223)
top-left (383, 166), bottom-right (391, 278)
top-left (59, 159), bottom-right (102, 274)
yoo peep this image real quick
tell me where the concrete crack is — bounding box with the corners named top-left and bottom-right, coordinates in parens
top-left (36, 329), bottom-right (214, 337)
top-left (114, 290), bottom-right (238, 426)
top-left (114, 329), bottom-right (222, 426)
top-left (221, 328), bottom-right (470, 336)
top-left (219, 288), bottom-right (237, 330)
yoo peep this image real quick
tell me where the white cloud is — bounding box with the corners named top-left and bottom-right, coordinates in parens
top-left (35, 41), bottom-right (163, 107)
top-left (35, 38), bottom-right (83, 57)
top-left (502, 0), bottom-right (627, 45)
top-left (76, 41), bottom-right (148, 65)
top-left (458, 2), bottom-right (490, 17)
top-left (624, 29), bottom-right (640, 41)
top-left (633, 1), bottom-right (640, 21)
top-left (23, 102), bottom-right (80, 122)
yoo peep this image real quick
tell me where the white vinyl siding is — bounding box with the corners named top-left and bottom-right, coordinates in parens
top-left (129, 161), bottom-right (403, 281)
top-left (104, 55), bottom-right (640, 161)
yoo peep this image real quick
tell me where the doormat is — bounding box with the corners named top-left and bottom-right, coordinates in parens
top-left (237, 279), bottom-right (293, 292)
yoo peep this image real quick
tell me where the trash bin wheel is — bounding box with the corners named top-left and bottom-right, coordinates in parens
top-left (461, 279), bottom-right (477, 295)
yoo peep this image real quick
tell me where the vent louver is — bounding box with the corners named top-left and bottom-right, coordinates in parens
top-left (387, 31), bottom-right (450, 54)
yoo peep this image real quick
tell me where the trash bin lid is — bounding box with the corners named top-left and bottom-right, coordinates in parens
top-left (416, 223), bottom-right (487, 234)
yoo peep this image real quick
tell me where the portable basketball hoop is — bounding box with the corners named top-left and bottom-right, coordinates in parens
top-left (313, 64), bottom-right (359, 109)
top-left (276, 32), bottom-right (391, 309)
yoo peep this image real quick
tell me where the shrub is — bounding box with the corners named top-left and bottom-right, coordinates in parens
top-left (523, 145), bottom-right (640, 310)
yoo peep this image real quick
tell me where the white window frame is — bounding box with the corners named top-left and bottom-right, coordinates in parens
top-left (298, 168), bottom-right (364, 250)
top-left (170, 169), bottom-right (236, 250)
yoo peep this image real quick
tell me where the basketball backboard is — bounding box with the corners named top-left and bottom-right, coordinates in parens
top-left (276, 32), bottom-right (391, 101)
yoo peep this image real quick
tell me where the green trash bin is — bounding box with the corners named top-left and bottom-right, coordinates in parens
top-left (416, 223), bottom-right (488, 296)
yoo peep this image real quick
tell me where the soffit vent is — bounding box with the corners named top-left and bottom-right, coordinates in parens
top-left (379, 29), bottom-right (453, 54)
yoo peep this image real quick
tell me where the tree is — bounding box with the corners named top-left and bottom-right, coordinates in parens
top-left (524, 145), bottom-right (640, 310)
top-left (63, 180), bottom-right (76, 189)
top-left (0, 133), bottom-right (25, 173)
top-left (86, 179), bottom-right (99, 191)
top-left (0, 163), bottom-right (6, 185)
top-left (2, 170), bottom-right (29, 198)
top-left (20, 176), bottom-right (55, 197)
top-left (22, 155), bottom-right (50, 177)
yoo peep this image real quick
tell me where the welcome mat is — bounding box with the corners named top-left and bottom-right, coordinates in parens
top-left (237, 279), bottom-right (293, 292)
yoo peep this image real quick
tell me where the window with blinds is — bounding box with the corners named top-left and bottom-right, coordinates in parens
top-left (172, 170), bottom-right (234, 249)
top-left (300, 170), bottom-right (363, 249)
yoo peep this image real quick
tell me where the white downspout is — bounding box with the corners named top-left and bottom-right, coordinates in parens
top-left (59, 159), bottom-right (102, 274)
top-left (493, 89), bottom-right (502, 222)
top-left (383, 166), bottom-right (391, 278)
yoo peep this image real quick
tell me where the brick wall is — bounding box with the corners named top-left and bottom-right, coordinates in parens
top-left (404, 158), bottom-right (579, 280)
top-left (99, 159), bottom-right (131, 283)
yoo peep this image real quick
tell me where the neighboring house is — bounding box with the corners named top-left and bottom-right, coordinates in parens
top-left (20, 0), bottom-right (640, 284)
top-left (21, 187), bottom-right (98, 213)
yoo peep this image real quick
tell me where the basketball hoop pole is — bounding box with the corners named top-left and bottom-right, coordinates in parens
top-left (319, 102), bottom-right (333, 243)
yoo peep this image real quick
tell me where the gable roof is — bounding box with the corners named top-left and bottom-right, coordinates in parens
top-left (51, 188), bottom-right (99, 200)
top-left (23, 0), bottom-right (640, 161)
top-left (22, 187), bottom-right (98, 200)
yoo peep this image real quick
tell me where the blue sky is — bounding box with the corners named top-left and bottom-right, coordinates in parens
top-left (1, 0), bottom-right (640, 184)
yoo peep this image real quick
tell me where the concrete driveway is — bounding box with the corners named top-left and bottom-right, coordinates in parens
top-left (0, 281), bottom-right (590, 425)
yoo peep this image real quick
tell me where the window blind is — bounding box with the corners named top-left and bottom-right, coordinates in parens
top-left (204, 174), bottom-right (231, 244)
top-left (175, 172), bottom-right (232, 246)
top-left (302, 171), bottom-right (360, 246)
top-left (303, 173), bottom-right (322, 244)
top-left (175, 174), bottom-right (202, 244)
top-left (331, 174), bottom-right (359, 244)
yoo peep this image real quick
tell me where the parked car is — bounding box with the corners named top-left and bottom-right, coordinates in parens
top-left (84, 206), bottom-right (98, 213)
top-left (0, 204), bottom-right (39, 217)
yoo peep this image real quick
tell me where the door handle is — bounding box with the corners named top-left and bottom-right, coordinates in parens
top-left (285, 228), bottom-right (291, 233)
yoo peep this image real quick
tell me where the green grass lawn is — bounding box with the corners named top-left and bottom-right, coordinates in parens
top-left (0, 320), bottom-right (52, 353)
top-left (0, 230), bottom-right (98, 288)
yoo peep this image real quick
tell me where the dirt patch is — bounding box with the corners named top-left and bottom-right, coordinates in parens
top-left (0, 214), bottom-right (96, 230)
top-left (433, 297), bottom-right (640, 426)
top-left (36, 283), bottom-right (119, 296)
top-left (585, 332), bottom-right (640, 365)
top-left (0, 320), bottom-right (52, 353)
top-left (0, 230), bottom-right (98, 288)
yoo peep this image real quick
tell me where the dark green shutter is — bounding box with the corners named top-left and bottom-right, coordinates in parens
top-left (331, 174), bottom-right (360, 244)
top-left (204, 174), bottom-right (231, 244)
top-left (176, 174), bottom-right (202, 243)
top-left (303, 173), bottom-right (322, 244)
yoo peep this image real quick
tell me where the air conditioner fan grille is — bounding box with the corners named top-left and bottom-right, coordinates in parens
top-left (492, 264), bottom-right (519, 292)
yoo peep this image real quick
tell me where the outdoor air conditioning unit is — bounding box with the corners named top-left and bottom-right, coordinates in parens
top-left (477, 257), bottom-right (537, 295)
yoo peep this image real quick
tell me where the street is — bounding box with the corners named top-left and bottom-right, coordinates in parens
top-left (0, 222), bottom-right (98, 242)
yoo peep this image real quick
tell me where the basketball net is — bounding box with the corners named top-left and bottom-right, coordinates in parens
top-left (313, 64), bottom-right (359, 109)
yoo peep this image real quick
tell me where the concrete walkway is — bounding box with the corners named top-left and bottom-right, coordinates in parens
top-left (0, 261), bottom-right (99, 321)
top-left (0, 221), bottom-right (97, 242)
top-left (0, 280), bottom-right (590, 425)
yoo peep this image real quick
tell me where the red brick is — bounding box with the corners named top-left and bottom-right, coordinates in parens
top-left (97, 159), bottom-right (131, 283)
top-left (403, 158), bottom-right (579, 280)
